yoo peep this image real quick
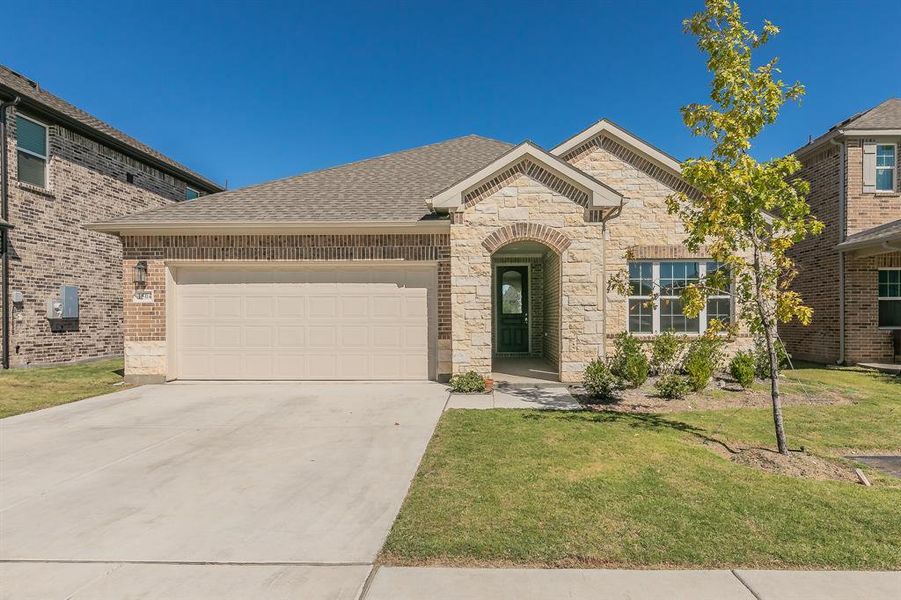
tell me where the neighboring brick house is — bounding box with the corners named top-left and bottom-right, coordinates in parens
top-left (92, 119), bottom-right (752, 384)
top-left (0, 66), bottom-right (222, 369)
top-left (782, 99), bottom-right (901, 365)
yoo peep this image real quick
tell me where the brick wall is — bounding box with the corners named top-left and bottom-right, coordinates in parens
top-left (3, 108), bottom-right (198, 367)
top-left (845, 140), bottom-right (900, 235)
top-left (120, 233), bottom-right (451, 381)
top-left (782, 145), bottom-right (842, 363)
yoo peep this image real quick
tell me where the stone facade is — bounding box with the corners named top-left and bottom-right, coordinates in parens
top-left (783, 139), bottom-right (901, 364)
top-left (2, 107), bottom-right (212, 367)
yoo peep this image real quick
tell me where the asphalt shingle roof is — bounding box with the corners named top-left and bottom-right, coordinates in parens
top-left (797, 98), bottom-right (901, 155)
top-left (105, 135), bottom-right (514, 224)
top-left (0, 65), bottom-right (222, 192)
top-left (837, 218), bottom-right (901, 250)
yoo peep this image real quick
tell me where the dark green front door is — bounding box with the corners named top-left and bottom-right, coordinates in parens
top-left (496, 266), bottom-right (529, 353)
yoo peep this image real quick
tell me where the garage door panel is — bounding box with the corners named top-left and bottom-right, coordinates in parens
top-left (175, 266), bottom-right (434, 380)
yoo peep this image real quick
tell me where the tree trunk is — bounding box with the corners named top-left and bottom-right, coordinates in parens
top-left (763, 322), bottom-right (788, 455)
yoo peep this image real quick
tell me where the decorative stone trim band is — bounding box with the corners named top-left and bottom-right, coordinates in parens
top-left (482, 222), bottom-right (572, 255)
top-left (628, 244), bottom-right (711, 260)
top-left (463, 159), bottom-right (591, 209)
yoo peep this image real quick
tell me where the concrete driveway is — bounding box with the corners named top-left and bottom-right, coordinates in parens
top-left (0, 381), bottom-right (448, 599)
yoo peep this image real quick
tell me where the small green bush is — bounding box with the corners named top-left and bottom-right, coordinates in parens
top-left (610, 332), bottom-right (650, 388)
top-left (754, 338), bottom-right (791, 378)
top-left (655, 374), bottom-right (692, 399)
top-left (583, 358), bottom-right (621, 399)
top-left (650, 330), bottom-right (683, 375)
top-left (681, 334), bottom-right (725, 392)
top-left (729, 350), bottom-right (756, 389)
top-left (449, 371), bottom-right (486, 393)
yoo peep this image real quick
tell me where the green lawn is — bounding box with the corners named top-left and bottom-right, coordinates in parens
top-left (0, 358), bottom-right (129, 418)
top-left (382, 365), bottom-right (901, 569)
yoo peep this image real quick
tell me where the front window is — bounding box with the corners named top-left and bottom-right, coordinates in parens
top-left (878, 269), bottom-right (901, 328)
top-left (627, 260), bottom-right (731, 334)
top-left (185, 186), bottom-right (200, 200)
top-left (876, 145), bottom-right (896, 192)
top-left (16, 114), bottom-right (48, 188)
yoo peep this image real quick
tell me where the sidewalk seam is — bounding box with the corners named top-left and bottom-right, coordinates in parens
top-left (357, 564), bottom-right (380, 600)
top-left (731, 569), bottom-right (764, 600)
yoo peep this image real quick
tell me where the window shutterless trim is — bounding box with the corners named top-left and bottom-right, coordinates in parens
top-left (15, 113), bottom-right (49, 188)
top-left (626, 260), bottom-right (732, 335)
top-left (877, 268), bottom-right (901, 329)
top-left (875, 143), bottom-right (897, 192)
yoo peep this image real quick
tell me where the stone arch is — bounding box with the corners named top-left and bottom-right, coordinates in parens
top-left (481, 222), bottom-right (571, 255)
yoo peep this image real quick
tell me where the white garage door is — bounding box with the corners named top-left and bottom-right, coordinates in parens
top-left (173, 265), bottom-right (436, 380)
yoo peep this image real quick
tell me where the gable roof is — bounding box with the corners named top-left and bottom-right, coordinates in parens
top-left (0, 65), bottom-right (222, 193)
top-left (795, 98), bottom-right (901, 156)
top-left (428, 141), bottom-right (623, 211)
top-left (551, 118), bottom-right (684, 175)
top-left (90, 135), bottom-right (514, 231)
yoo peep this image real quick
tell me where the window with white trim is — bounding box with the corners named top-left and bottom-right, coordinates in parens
top-left (876, 144), bottom-right (896, 192)
top-left (878, 268), bottom-right (901, 328)
top-left (185, 186), bottom-right (200, 200)
top-left (15, 114), bottom-right (48, 188)
top-left (628, 260), bottom-right (731, 334)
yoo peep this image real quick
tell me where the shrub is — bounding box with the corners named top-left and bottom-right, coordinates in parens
top-left (583, 358), bottom-right (621, 399)
top-left (650, 330), bottom-right (683, 375)
top-left (729, 350), bottom-right (756, 389)
top-left (448, 371), bottom-right (486, 393)
top-left (655, 374), bottom-right (691, 399)
top-left (754, 338), bottom-right (791, 378)
top-left (610, 332), bottom-right (650, 388)
top-left (681, 334), bottom-right (725, 392)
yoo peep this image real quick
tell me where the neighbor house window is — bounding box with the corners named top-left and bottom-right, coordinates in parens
top-left (876, 145), bottom-right (896, 192)
top-left (185, 186), bottom-right (200, 200)
top-left (878, 269), bottom-right (901, 328)
top-left (628, 261), bottom-right (731, 334)
top-left (15, 114), bottom-right (48, 188)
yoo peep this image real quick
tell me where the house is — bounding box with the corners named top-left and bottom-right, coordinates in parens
top-left (0, 65), bottom-right (222, 369)
top-left (90, 120), bottom-right (749, 384)
top-left (781, 99), bottom-right (901, 366)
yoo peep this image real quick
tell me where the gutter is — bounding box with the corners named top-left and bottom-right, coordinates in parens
top-left (1, 95), bottom-right (21, 370)
top-left (84, 219), bottom-right (452, 236)
top-left (830, 136), bottom-right (846, 365)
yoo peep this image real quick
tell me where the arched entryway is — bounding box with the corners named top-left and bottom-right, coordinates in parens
top-left (488, 234), bottom-right (565, 383)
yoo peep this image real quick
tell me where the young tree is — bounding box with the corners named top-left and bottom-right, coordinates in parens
top-left (670, 0), bottom-right (823, 454)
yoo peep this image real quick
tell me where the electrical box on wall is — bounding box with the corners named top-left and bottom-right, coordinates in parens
top-left (46, 286), bottom-right (79, 320)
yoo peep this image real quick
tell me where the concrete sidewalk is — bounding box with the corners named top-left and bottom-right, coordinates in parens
top-left (363, 567), bottom-right (901, 600)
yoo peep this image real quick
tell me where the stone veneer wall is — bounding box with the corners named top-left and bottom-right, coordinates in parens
top-left (120, 233), bottom-right (451, 382)
top-left (2, 108), bottom-right (199, 367)
top-left (562, 135), bottom-right (752, 355)
top-left (450, 167), bottom-right (605, 382)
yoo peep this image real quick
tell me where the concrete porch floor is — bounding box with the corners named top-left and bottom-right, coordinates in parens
top-left (491, 357), bottom-right (559, 385)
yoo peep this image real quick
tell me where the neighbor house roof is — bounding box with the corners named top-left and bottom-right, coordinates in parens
top-left (836, 218), bottom-right (901, 256)
top-left (795, 98), bottom-right (901, 156)
top-left (0, 65), bottom-right (222, 193)
top-left (90, 135), bottom-right (514, 231)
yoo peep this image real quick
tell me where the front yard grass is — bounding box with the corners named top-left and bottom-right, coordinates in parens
top-left (0, 358), bottom-right (128, 418)
top-left (382, 365), bottom-right (901, 569)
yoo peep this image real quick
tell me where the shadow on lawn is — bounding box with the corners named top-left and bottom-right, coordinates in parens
top-left (522, 410), bottom-right (740, 454)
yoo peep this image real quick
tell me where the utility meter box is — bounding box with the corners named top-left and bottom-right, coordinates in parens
top-left (46, 285), bottom-right (79, 320)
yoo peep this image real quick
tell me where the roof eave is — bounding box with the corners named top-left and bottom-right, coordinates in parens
top-left (85, 219), bottom-right (451, 236)
top-left (0, 85), bottom-right (224, 193)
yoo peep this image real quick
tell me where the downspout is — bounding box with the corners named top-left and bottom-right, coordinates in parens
top-left (1, 96), bottom-right (21, 371)
top-left (829, 136), bottom-right (846, 365)
top-left (600, 200), bottom-right (625, 359)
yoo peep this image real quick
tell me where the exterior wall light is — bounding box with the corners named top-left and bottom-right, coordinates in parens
top-left (133, 261), bottom-right (148, 287)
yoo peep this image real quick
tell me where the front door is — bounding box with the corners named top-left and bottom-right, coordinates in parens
top-left (496, 265), bottom-right (529, 353)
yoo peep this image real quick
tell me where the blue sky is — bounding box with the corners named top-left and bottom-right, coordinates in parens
top-left (4, 0), bottom-right (899, 189)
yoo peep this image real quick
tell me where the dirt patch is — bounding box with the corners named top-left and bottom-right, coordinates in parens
top-left (576, 377), bottom-right (854, 414)
top-left (701, 442), bottom-right (859, 483)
